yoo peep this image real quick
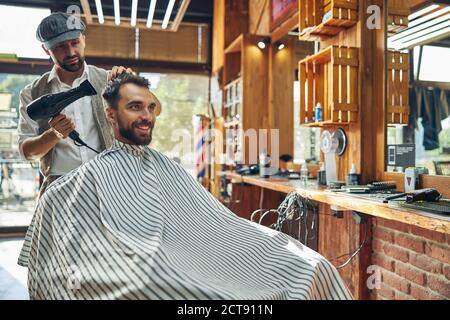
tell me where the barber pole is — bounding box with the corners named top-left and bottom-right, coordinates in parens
top-left (193, 115), bottom-right (209, 183)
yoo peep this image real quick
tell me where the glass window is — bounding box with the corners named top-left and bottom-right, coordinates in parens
top-left (414, 45), bottom-right (450, 82)
top-left (140, 73), bottom-right (209, 177)
top-left (0, 5), bottom-right (50, 59)
top-left (387, 116), bottom-right (450, 175)
top-left (0, 73), bottom-right (40, 229)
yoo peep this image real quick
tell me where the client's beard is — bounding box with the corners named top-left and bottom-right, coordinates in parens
top-left (118, 119), bottom-right (154, 146)
top-left (60, 55), bottom-right (84, 72)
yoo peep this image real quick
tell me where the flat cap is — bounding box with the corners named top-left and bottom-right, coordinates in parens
top-left (36, 12), bottom-right (86, 49)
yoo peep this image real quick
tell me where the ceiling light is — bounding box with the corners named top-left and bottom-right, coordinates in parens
top-left (258, 38), bottom-right (270, 49)
top-left (408, 4), bottom-right (439, 21)
top-left (131, 0), bottom-right (138, 27)
top-left (114, 0), bottom-right (120, 25)
top-left (162, 0), bottom-right (176, 29)
top-left (276, 41), bottom-right (285, 50)
top-left (146, 0), bottom-right (157, 28)
top-left (95, 0), bottom-right (104, 24)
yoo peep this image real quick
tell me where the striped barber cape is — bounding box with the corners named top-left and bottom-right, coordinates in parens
top-left (18, 140), bottom-right (352, 300)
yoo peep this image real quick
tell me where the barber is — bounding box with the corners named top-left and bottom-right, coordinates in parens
top-left (18, 12), bottom-right (133, 195)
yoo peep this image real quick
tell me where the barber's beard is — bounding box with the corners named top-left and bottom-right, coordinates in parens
top-left (60, 55), bottom-right (84, 72)
top-left (118, 118), bottom-right (154, 146)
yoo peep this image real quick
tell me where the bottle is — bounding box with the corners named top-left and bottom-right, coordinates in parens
top-left (259, 149), bottom-right (271, 178)
top-left (347, 163), bottom-right (360, 186)
top-left (300, 163), bottom-right (309, 185)
top-left (315, 103), bottom-right (322, 123)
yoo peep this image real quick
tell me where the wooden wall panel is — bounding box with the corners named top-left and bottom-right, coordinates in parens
top-left (228, 184), bottom-right (285, 223)
top-left (318, 204), bottom-right (372, 300)
top-left (249, 0), bottom-right (271, 35)
top-left (85, 24), bottom-right (209, 64)
top-left (140, 25), bottom-right (209, 63)
top-left (270, 37), bottom-right (295, 157)
top-left (242, 34), bottom-right (270, 142)
top-left (85, 25), bottom-right (135, 59)
top-left (225, 0), bottom-right (249, 47)
top-left (213, 0), bottom-right (225, 73)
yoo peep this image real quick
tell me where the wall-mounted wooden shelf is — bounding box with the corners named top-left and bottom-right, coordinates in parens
top-left (299, 0), bottom-right (358, 41)
top-left (298, 45), bottom-right (359, 128)
top-left (301, 120), bottom-right (350, 127)
top-left (387, 50), bottom-right (409, 125)
top-left (224, 34), bottom-right (244, 54)
top-left (222, 34), bottom-right (269, 165)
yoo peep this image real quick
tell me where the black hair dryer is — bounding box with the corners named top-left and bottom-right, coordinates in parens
top-left (26, 79), bottom-right (97, 148)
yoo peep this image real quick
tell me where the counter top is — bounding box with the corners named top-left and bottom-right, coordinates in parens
top-left (220, 171), bottom-right (450, 234)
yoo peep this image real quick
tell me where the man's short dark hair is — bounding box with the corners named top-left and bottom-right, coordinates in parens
top-left (102, 73), bottom-right (150, 109)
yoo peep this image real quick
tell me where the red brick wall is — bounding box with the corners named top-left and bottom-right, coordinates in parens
top-left (370, 218), bottom-right (450, 300)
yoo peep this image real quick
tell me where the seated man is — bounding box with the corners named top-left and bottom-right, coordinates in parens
top-left (18, 74), bottom-right (352, 300)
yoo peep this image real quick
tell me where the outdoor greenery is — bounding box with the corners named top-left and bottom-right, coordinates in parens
top-left (0, 74), bottom-right (39, 115)
top-left (150, 73), bottom-right (209, 156)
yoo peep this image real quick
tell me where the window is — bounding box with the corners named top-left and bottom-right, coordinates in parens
top-left (140, 73), bottom-right (209, 177)
top-left (0, 73), bottom-right (40, 229)
top-left (414, 45), bottom-right (450, 82)
top-left (0, 5), bottom-right (50, 59)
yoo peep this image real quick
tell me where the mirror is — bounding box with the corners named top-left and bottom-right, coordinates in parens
top-left (293, 38), bottom-right (321, 166)
top-left (386, 1), bottom-right (450, 176)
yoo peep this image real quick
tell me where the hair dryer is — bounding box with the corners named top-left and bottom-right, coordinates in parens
top-left (26, 79), bottom-right (99, 153)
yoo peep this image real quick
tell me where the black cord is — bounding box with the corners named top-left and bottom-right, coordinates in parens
top-left (73, 139), bottom-right (100, 154)
top-left (331, 224), bottom-right (368, 269)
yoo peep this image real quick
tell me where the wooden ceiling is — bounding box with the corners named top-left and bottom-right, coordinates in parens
top-left (388, 2), bottom-right (450, 50)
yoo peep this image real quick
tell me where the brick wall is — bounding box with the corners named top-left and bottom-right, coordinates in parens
top-left (370, 218), bottom-right (450, 300)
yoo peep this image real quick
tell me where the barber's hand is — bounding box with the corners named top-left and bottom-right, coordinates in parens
top-left (48, 114), bottom-right (75, 140)
top-left (108, 66), bottom-right (135, 81)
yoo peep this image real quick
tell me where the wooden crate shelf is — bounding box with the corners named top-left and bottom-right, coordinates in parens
top-left (298, 45), bottom-right (359, 127)
top-left (301, 120), bottom-right (350, 128)
top-left (387, 50), bottom-right (409, 125)
top-left (299, 0), bottom-right (358, 41)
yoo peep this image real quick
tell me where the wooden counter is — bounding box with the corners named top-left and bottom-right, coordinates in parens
top-left (220, 171), bottom-right (450, 234)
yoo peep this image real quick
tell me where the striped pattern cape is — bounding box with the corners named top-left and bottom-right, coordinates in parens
top-left (18, 140), bottom-right (352, 300)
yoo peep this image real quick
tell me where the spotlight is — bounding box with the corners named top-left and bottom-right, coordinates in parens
top-left (257, 38), bottom-right (270, 50)
top-left (276, 42), bottom-right (285, 50)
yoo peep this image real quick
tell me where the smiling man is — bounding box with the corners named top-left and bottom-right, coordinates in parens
top-left (18, 74), bottom-right (351, 300)
top-left (102, 75), bottom-right (160, 146)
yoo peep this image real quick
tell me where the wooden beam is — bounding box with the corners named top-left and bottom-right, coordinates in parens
top-left (80, 0), bottom-right (93, 24)
top-left (171, 0), bottom-right (191, 32)
top-left (0, 59), bottom-right (52, 75)
top-left (252, 0), bottom-right (269, 34)
top-left (0, 56), bottom-right (210, 76)
top-left (270, 12), bottom-right (299, 44)
top-left (86, 56), bottom-right (211, 75)
top-left (82, 16), bottom-right (205, 32)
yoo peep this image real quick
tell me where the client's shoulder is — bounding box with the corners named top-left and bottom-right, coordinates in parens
top-left (146, 147), bottom-right (180, 167)
top-left (44, 153), bottom-right (109, 196)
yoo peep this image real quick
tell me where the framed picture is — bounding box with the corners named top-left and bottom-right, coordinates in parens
top-left (270, 0), bottom-right (298, 31)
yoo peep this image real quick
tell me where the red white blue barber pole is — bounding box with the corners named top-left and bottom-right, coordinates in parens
top-left (193, 115), bottom-right (208, 182)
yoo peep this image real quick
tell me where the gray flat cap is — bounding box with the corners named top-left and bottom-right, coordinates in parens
top-left (36, 12), bottom-right (86, 49)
